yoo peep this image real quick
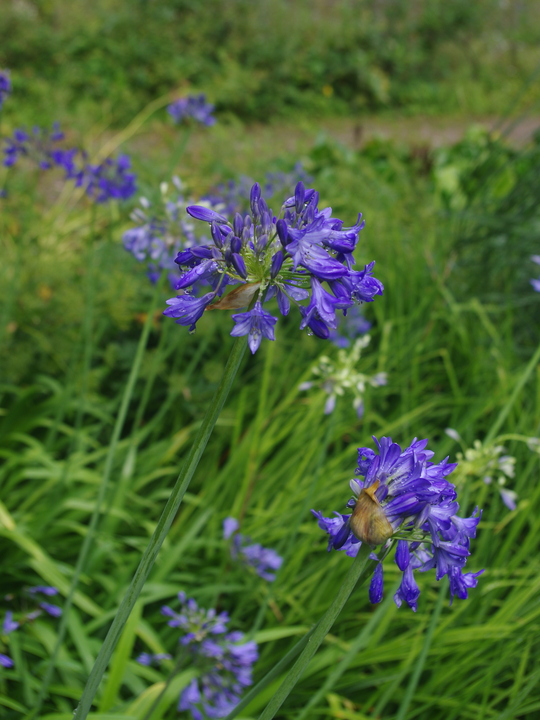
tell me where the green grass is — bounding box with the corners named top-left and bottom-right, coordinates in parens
top-left (2, 88), bottom-right (540, 719)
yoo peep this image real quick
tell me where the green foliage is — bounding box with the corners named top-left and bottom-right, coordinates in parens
top-left (1, 0), bottom-right (540, 126)
top-left (3, 65), bottom-right (540, 719)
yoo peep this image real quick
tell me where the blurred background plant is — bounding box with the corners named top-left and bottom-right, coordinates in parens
top-left (2, 0), bottom-right (540, 718)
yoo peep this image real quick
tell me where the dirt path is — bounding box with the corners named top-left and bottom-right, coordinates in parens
top-left (129, 113), bottom-right (540, 183)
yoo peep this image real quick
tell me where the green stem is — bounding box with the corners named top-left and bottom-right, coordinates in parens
top-left (222, 624), bottom-right (320, 720)
top-left (73, 335), bottom-right (247, 719)
top-left (394, 578), bottom-right (447, 720)
top-left (31, 283), bottom-right (161, 718)
top-left (257, 544), bottom-right (373, 720)
top-left (294, 577), bottom-right (400, 720)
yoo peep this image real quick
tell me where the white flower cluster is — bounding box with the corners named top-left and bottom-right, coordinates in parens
top-left (299, 335), bottom-right (387, 416)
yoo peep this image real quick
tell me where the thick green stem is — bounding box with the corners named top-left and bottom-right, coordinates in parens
top-left (258, 544), bottom-right (373, 720)
top-left (31, 284), bottom-right (160, 719)
top-left (73, 336), bottom-right (247, 719)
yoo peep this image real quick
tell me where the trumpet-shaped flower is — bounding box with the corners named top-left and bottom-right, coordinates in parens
top-left (312, 435), bottom-right (483, 610)
top-left (164, 181), bottom-right (383, 352)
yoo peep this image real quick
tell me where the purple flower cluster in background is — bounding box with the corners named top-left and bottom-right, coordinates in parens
top-left (123, 178), bottom-right (218, 287)
top-left (167, 94), bottom-right (216, 126)
top-left (313, 436), bottom-right (483, 611)
top-left (2, 123), bottom-right (137, 203)
top-left (79, 154), bottom-right (137, 203)
top-left (0, 70), bottom-right (11, 111)
top-left (223, 518), bottom-right (283, 582)
top-left (1, 586), bottom-right (62, 668)
top-left (3, 123), bottom-right (66, 169)
top-left (164, 181), bottom-right (383, 353)
top-left (138, 592), bottom-right (257, 720)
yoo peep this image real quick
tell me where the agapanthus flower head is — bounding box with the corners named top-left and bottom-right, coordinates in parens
top-left (154, 593), bottom-right (257, 720)
top-left (161, 592), bottom-right (229, 643)
top-left (123, 177), bottom-right (220, 287)
top-left (445, 430), bottom-right (518, 511)
top-left (312, 435), bottom-right (483, 610)
top-left (223, 517), bottom-right (283, 581)
top-left (167, 94), bottom-right (216, 126)
top-left (163, 181), bottom-right (383, 353)
top-left (299, 335), bottom-right (387, 416)
top-left (0, 70), bottom-right (11, 110)
top-left (3, 123), bottom-right (70, 169)
top-left (78, 153), bottom-right (137, 203)
top-left (328, 304), bottom-right (372, 348)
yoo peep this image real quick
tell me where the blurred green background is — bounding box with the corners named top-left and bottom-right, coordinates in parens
top-left (2, 1), bottom-right (540, 719)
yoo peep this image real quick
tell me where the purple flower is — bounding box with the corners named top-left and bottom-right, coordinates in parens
top-left (151, 593), bottom-right (258, 720)
top-left (39, 602), bottom-right (62, 617)
top-left (78, 154), bottom-right (137, 203)
top-left (167, 94), bottom-right (216, 126)
top-left (223, 517), bottom-right (240, 540)
top-left (164, 181), bottom-right (383, 352)
top-left (0, 70), bottom-right (11, 110)
top-left (2, 612), bottom-right (19, 634)
top-left (163, 292), bottom-right (217, 332)
top-left (312, 436), bottom-right (483, 610)
top-left (136, 652), bottom-right (172, 666)
top-left (224, 518), bottom-right (283, 581)
top-left (3, 123), bottom-right (72, 170)
top-left (28, 586), bottom-right (59, 596)
top-left (0, 653), bottom-right (14, 668)
top-left (231, 301), bottom-right (277, 354)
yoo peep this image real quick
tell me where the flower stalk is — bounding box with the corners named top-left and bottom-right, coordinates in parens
top-left (257, 543), bottom-right (373, 720)
top-left (73, 335), bottom-right (247, 719)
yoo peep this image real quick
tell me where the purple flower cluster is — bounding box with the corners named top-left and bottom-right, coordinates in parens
top-left (1, 586), bottom-right (62, 668)
top-left (0, 70), bottom-right (11, 111)
top-left (2, 123), bottom-right (137, 203)
top-left (139, 592), bottom-right (257, 720)
top-left (123, 179), bottom-right (218, 287)
top-left (163, 181), bottom-right (383, 353)
top-left (3, 123), bottom-right (66, 169)
top-left (223, 518), bottom-right (283, 582)
top-left (167, 94), bottom-right (216, 126)
top-left (312, 436), bottom-right (483, 611)
top-left (79, 154), bottom-right (137, 203)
